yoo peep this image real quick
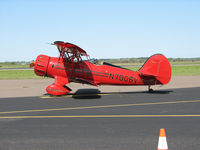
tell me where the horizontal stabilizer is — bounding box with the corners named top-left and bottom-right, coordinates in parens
top-left (140, 72), bottom-right (158, 77)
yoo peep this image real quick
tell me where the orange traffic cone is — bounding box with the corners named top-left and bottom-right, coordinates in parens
top-left (157, 128), bottom-right (168, 150)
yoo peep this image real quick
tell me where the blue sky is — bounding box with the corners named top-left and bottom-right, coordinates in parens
top-left (0, 0), bottom-right (200, 61)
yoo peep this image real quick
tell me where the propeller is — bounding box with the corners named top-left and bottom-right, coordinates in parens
top-left (30, 61), bottom-right (35, 68)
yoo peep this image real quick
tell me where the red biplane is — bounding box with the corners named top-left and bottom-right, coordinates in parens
top-left (31, 41), bottom-right (171, 96)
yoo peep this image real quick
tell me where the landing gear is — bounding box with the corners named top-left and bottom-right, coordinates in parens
top-left (46, 84), bottom-right (71, 96)
top-left (148, 85), bottom-right (154, 93)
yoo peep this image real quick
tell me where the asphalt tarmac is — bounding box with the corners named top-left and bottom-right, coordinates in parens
top-left (0, 87), bottom-right (200, 150)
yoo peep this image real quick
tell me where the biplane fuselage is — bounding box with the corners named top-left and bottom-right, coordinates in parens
top-left (35, 55), bottom-right (151, 86)
top-left (32, 41), bottom-right (171, 96)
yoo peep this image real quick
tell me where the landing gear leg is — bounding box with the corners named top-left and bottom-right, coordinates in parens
top-left (148, 85), bottom-right (154, 93)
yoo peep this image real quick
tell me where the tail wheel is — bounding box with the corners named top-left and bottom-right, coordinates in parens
top-left (148, 85), bottom-right (154, 93)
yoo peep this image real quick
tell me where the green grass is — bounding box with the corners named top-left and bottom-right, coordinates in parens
top-left (171, 65), bottom-right (200, 76)
top-left (170, 61), bottom-right (200, 65)
top-left (0, 70), bottom-right (43, 79)
top-left (127, 67), bottom-right (140, 71)
top-left (0, 63), bottom-right (29, 68)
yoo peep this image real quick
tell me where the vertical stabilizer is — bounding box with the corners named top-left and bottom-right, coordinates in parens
top-left (139, 54), bottom-right (171, 85)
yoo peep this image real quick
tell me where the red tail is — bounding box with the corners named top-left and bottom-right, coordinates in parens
top-left (139, 54), bottom-right (171, 85)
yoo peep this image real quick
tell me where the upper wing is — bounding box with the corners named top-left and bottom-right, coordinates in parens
top-left (53, 41), bottom-right (88, 57)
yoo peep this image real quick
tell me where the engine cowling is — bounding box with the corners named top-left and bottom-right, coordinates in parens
top-left (34, 55), bottom-right (50, 76)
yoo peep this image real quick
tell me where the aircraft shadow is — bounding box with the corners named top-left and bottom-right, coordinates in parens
top-left (146, 90), bottom-right (173, 94)
top-left (71, 88), bottom-right (173, 99)
top-left (72, 89), bottom-right (101, 99)
top-left (44, 88), bottom-right (173, 99)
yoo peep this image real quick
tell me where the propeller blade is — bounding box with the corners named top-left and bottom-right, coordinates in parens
top-left (30, 61), bottom-right (35, 68)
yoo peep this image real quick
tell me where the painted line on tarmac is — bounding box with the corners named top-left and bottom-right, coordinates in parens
top-left (0, 99), bottom-right (200, 115)
top-left (1, 114), bottom-right (200, 119)
top-left (40, 93), bottom-right (112, 99)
